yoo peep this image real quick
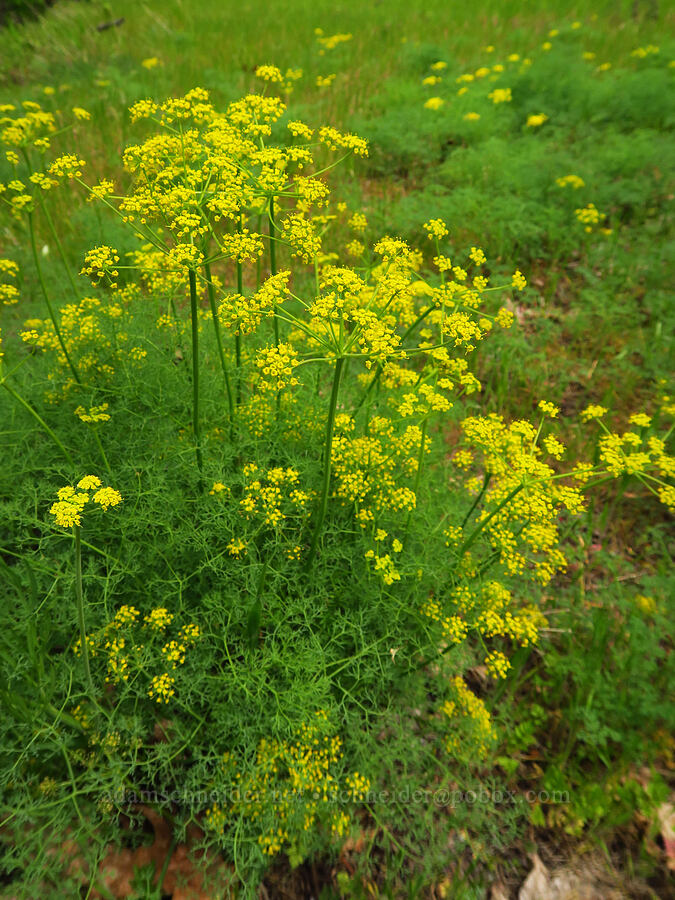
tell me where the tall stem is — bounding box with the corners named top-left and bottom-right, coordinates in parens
top-left (268, 196), bottom-right (279, 347)
top-left (204, 261), bottom-right (235, 432)
top-left (188, 269), bottom-right (204, 486)
top-left (235, 219), bottom-right (244, 404)
top-left (255, 213), bottom-right (263, 290)
top-left (1, 379), bottom-right (73, 464)
top-left (456, 482), bottom-right (524, 558)
top-left (41, 202), bottom-right (80, 298)
top-left (461, 472), bottom-right (492, 528)
top-left (92, 429), bottom-right (112, 477)
top-left (305, 357), bottom-right (345, 570)
top-left (74, 526), bottom-right (94, 693)
top-left (403, 417), bottom-right (428, 545)
top-left (28, 211), bottom-right (82, 385)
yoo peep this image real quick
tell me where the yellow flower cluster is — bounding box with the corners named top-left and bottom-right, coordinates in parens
top-left (442, 676), bottom-right (496, 759)
top-left (255, 342), bottom-right (300, 392)
top-left (556, 174), bottom-right (585, 189)
top-left (75, 602), bottom-right (199, 698)
top-left (575, 202), bottom-right (603, 232)
top-left (422, 598), bottom-right (468, 644)
top-left (592, 418), bottom-right (674, 507)
top-left (0, 100), bottom-right (56, 149)
top-left (631, 45), bottom-right (659, 58)
top-left (281, 213), bottom-right (322, 263)
top-left (255, 64), bottom-right (284, 83)
top-left (205, 710), bottom-right (368, 859)
top-left (148, 673), bottom-right (175, 704)
top-left (48, 153), bottom-right (85, 179)
top-left (580, 404), bottom-right (607, 421)
top-left (316, 74), bottom-right (336, 89)
top-left (238, 462), bottom-right (311, 529)
top-left (0, 258), bottom-right (19, 306)
top-left (485, 650), bottom-right (511, 679)
top-left (80, 245), bottom-right (120, 288)
top-left (49, 476), bottom-right (122, 528)
top-left (218, 271), bottom-right (290, 336)
top-left (74, 402), bottom-right (110, 424)
top-left (488, 88), bottom-right (512, 104)
top-left (423, 572), bottom-right (545, 672)
top-left (315, 30), bottom-right (353, 51)
top-left (511, 269), bottom-right (527, 290)
top-left (364, 550), bottom-right (401, 586)
top-left (20, 296), bottom-right (145, 398)
top-left (458, 412), bottom-right (585, 584)
top-left (331, 415), bottom-right (426, 526)
top-left (145, 607), bottom-right (173, 630)
top-left (226, 537), bottom-right (248, 558)
top-left (105, 87), bottom-right (368, 291)
top-left (423, 218), bottom-right (449, 241)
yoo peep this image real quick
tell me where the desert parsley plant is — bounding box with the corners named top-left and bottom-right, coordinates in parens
top-left (0, 74), bottom-right (672, 898)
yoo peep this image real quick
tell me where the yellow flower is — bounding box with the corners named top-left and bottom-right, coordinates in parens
top-left (485, 650), bottom-right (511, 679)
top-left (255, 64), bottom-right (284, 82)
top-left (581, 404), bottom-right (607, 422)
top-left (81, 245), bottom-right (120, 287)
top-left (92, 487), bottom-right (123, 511)
top-left (48, 154), bottom-right (85, 179)
top-left (227, 538), bottom-right (248, 558)
top-left (148, 672), bottom-right (175, 704)
top-left (488, 88), bottom-right (512, 104)
top-left (77, 475), bottom-right (102, 490)
top-left (49, 478), bottom-right (120, 527)
top-left (75, 403), bottom-right (111, 424)
top-left (538, 400), bottom-right (559, 418)
top-left (316, 74), bottom-right (336, 88)
top-left (556, 174), bottom-right (585, 189)
top-left (423, 218), bottom-right (448, 240)
top-left (50, 501), bottom-right (84, 528)
top-left (144, 608), bottom-right (173, 629)
top-left (424, 96), bottom-right (444, 110)
top-left (511, 270), bottom-right (527, 290)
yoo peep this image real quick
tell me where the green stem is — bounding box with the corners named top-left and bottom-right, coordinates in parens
top-left (92, 428), bottom-right (112, 477)
top-left (269, 196), bottom-right (279, 347)
top-left (255, 213), bottom-right (263, 290)
top-left (461, 472), bottom-right (492, 528)
top-left (1, 379), bottom-right (73, 464)
top-left (74, 526), bottom-right (93, 693)
top-left (235, 219), bottom-right (243, 404)
top-left (456, 482), bottom-right (525, 558)
top-left (403, 417), bottom-right (428, 545)
top-left (204, 261), bottom-right (235, 432)
top-left (188, 269), bottom-right (204, 486)
top-left (305, 357), bottom-right (345, 570)
top-left (28, 211), bottom-right (82, 385)
top-left (41, 201), bottom-right (80, 298)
